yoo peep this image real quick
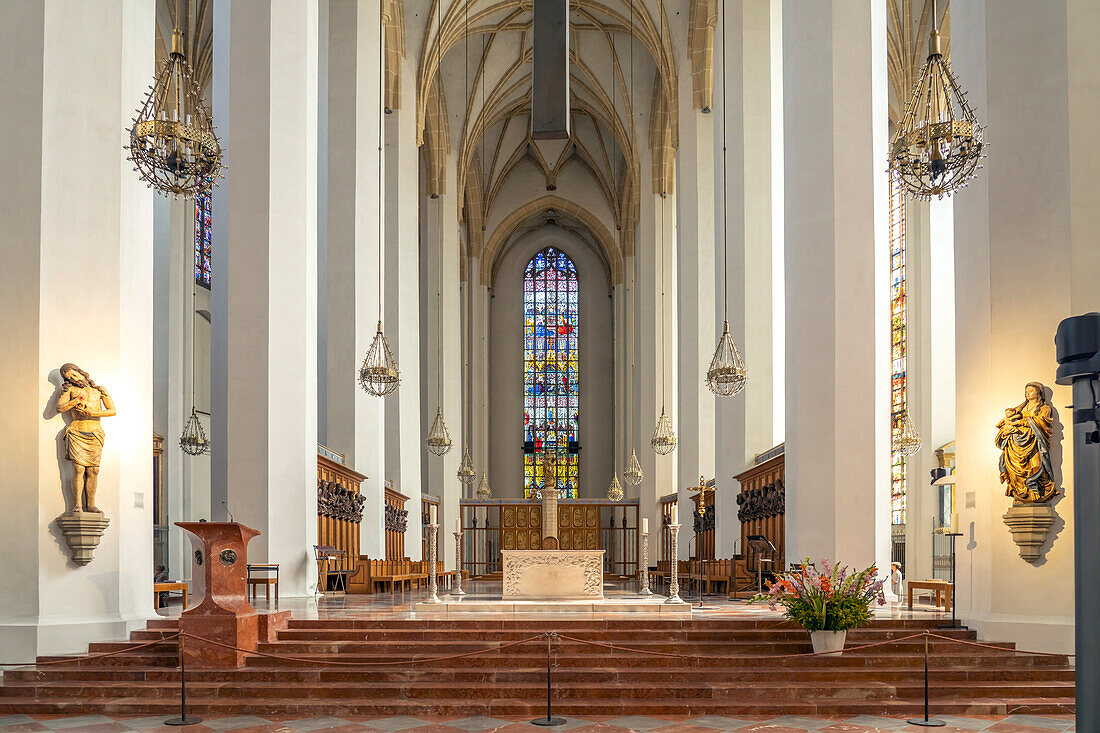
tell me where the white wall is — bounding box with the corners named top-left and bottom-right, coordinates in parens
top-left (488, 230), bottom-right (615, 499)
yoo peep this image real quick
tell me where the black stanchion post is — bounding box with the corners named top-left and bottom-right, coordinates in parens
top-left (907, 632), bottom-right (944, 727)
top-left (531, 632), bottom-right (565, 727)
top-left (166, 635), bottom-right (202, 726)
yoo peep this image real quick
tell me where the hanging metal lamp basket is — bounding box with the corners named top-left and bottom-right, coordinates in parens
top-left (457, 444), bottom-right (476, 484)
top-left (623, 448), bottom-right (644, 486)
top-left (476, 473), bottom-right (493, 500)
top-left (127, 28), bottom-right (223, 199)
top-left (426, 407), bottom-right (453, 456)
top-left (607, 474), bottom-right (624, 502)
top-left (359, 321), bottom-right (401, 396)
top-left (897, 409), bottom-right (923, 457)
top-left (888, 22), bottom-right (984, 200)
top-left (707, 320), bottom-right (748, 396)
top-left (651, 407), bottom-right (677, 456)
top-left (180, 406), bottom-right (210, 456)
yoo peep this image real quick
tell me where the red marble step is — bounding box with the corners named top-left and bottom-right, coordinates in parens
top-left (0, 678), bottom-right (1071, 702)
top-left (0, 694), bottom-right (1077, 716)
top-left (4, 663), bottom-right (1071, 685)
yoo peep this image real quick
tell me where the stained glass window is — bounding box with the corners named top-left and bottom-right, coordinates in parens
top-left (194, 191), bottom-right (212, 288)
top-left (889, 170), bottom-right (907, 525)
top-left (523, 247), bottom-right (579, 499)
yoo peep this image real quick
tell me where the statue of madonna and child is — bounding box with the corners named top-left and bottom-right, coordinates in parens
top-left (995, 381), bottom-right (1059, 562)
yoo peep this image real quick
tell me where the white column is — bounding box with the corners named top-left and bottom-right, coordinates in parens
top-left (422, 157), bottom-right (463, 570)
top-left (467, 262), bottom-right (491, 484)
top-left (323, 0), bottom-right (386, 559)
top-left (0, 0), bottom-right (155, 658)
top-left (782, 0), bottom-right (890, 571)
top-left (676, 52), bottom-right (717, 531)
top-left (384, 49), bottom-right (424, 560)
top-left (211, 0), bottom-right (319, 595)
top-left (950, 0), bottom-right (1097, 653)
top-left (715, 0), bottom-right (779, 557)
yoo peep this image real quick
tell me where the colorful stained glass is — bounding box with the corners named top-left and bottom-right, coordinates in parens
top-left (194, 191), bottom-right (212, 288)
top-left (523, 247), bottom-right (579, 499)
top-left (889, 171), bottom-right (907, 525)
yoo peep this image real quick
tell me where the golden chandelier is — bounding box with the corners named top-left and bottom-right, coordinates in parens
top-left (888, 0), bottom-right (984, 200)
top-left (127, 24), bottom-right (222, 198)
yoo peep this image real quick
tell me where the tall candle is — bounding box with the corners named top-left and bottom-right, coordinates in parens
top-left (950, 512), bottom-right (959, 534)
top-left (455, 518), bottom-right (460, 534)
top-left (642, 518), bottom-right (649, 534)
top-left (671, 503), bottom-right (678, 525)
top-left (430, 504), bottom-right (437, 525)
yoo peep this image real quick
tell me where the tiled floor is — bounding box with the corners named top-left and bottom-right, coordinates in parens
top-left (161, 580), bottom-right (950, 622)
top-left (0, 713), bottom-right (1076, 733)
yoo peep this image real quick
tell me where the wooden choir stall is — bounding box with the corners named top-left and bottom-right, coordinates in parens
top-left (316, 446), bottom-right (367, 592)
top-left (732, 446), bottom-right (785, 597)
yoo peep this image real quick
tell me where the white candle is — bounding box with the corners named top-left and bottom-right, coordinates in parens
top-left (950, 512), bottom-right (959, 534)
top-left (642, 518), bottom-right (649, 534)
top-left (455, 518), bottom-right (460, 534)
top-left (671, 504), bottom-right (678, 525)
top-left (430, 504), bottom-right (437, 525)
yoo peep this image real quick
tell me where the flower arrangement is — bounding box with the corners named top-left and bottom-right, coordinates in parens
top-left (752, 558), bottom-right (886, 632)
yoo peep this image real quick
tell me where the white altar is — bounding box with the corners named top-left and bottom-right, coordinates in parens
top-left (502, 549), bottom-right (605, 600)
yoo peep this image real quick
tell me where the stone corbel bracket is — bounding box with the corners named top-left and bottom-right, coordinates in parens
top-left (55, 511), bottom-right (110, 565)
top-left (1002, 502), bottom-right (1056, 563)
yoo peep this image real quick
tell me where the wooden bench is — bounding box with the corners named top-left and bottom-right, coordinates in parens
top-left (369, 559), bottom-right (426, 596)
top-left (247, 563), bottom-right (279, 603)
top-left (908, 579), bottom-right (953, 611)
top-left (154, 581), bottom-right (187, 610)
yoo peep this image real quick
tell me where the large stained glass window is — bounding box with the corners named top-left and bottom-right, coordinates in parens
top-left (523, 247), bottom-right (579, 499)
top-left (194, 191), bottom-right (212, 288)
top-left (889, 171), bottom-right (907, 525)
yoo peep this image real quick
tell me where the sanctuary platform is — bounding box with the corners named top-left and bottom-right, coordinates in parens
top-left (414, 593), bottom-right (691, 617)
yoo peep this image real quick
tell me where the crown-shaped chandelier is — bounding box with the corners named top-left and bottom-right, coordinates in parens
top-left (360, 321), bottom-right (401, 396)
top-left (651, 406), bottom-right (677, 456)
top-left (127, 5), bottom-right (223, 199)
top-left (426, 407), bottom-right (453, 456)
top-left (476, 473), bottom-right (493, 500)
top-left (897, 409), bottom-right (923, 457)
top-left (180, 406), bottom-right (210, 456)
top-left (623, 448), bottom-right (644, 486)
top-left (888, 0), bottom-right (984, 200)
top-left (607, 474), bottom-right (624, 502)
top-left (458, 445), bottom-right (476, 484)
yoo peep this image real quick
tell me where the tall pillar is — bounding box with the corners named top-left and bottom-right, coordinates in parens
top-left (421, 157), bottom-right (463, 569)
top-left (782, 0), bottom-right (891, 570)
top-left (322, 0), bottom-right (386, 559)
top-left (676, 49), bottom-right (717, 529)
top-left (715, 0), bottom-right (779, 557)
top-left (950, 0), bottom-right (1098, 653)
top-left (467, 261), bottom-right (491, 484)
top-left (211, 0), bottom-right (319, 594)
top-left (384, 43), bottom-right (424, 560)
top-left (0, 0), bottom-right (155, 658)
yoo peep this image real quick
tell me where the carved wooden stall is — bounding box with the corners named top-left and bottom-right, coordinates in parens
top-left (690, 477), bottom-right (716, 561)
top-left (659, 495), bottom-right (676, 568)
top-left (316, 447), bottom-right (366, 574)
top-left (734, 447), bottom-right (785, 575)
top-left (384, 480), bottom-right (409, 561)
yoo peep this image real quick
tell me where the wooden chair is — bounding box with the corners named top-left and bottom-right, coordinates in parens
top-left (314, 545), bottom-right (353, 595)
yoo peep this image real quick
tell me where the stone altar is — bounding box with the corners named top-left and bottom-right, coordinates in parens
top-left (502, 549), bottom-right (605, 599)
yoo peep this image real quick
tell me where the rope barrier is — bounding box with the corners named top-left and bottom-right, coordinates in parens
top-left (0, 632), bottom-right (182, 669)
top-left (924, 631), bottom-right (1075, 658)
top-left (177, 630), bottom-right (549, 667)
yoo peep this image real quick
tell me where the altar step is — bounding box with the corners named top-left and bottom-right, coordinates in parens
top-left (0, 618), bottom-right (1074, 716)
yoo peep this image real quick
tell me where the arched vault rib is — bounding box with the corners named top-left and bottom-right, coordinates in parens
top-left (482, 195), bottom-right (623, 288)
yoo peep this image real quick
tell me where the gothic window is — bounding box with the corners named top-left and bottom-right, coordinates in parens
top-left (523, 247), bottom-right (579, 499)
top-left (194, 191), bottom-right (212, 288)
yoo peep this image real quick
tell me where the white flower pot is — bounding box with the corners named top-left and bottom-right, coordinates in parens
top-left (810, 630), bottom-right (847, 657)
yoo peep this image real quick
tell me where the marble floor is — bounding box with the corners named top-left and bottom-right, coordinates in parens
top-left (0, 713), bottom-right (1076, 733)
top-left (159, 580), bottom-right (950, 622)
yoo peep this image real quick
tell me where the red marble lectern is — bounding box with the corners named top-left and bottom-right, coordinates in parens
top-left (175, 521), bottom-right (260, 668)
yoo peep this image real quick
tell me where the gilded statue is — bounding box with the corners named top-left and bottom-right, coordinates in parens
top-left (56, 363), bottom-right (116, 513)
top-left (995, 381), bottom-right (1056, 504)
